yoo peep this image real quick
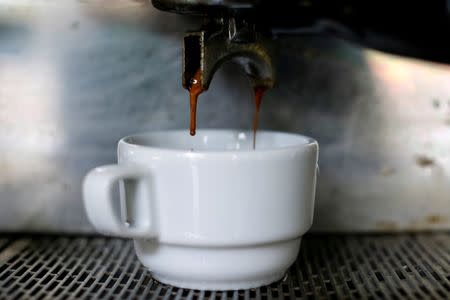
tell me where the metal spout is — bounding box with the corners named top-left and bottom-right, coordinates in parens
top-left (183, 18), bottom-right (275, 91)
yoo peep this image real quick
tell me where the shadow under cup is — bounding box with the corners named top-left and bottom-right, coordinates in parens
top-left (84, 129), bottom-right (319, 290)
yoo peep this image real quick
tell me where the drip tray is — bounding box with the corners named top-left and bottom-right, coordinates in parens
top-left (0, 234), bottom-right (449, 299)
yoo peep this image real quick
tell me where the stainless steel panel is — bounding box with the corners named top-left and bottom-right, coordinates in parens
top-left (0, 0), bottom-right (449, 232)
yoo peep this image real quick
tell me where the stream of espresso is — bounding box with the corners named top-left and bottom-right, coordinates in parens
top-left (252, 86), bottom-right (266, 149)
top-left (188, 69), bottom-right (204, 136)
top-left (188, 69), bottom-right (267, 149)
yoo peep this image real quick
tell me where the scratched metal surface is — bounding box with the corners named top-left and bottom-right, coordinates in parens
top-left (0, 0), bottom-right (449, 233)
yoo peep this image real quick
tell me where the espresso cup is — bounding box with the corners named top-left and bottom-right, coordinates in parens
top-left (83, 129), bottom-right (318, 290)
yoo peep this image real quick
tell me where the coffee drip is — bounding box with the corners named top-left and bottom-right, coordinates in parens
top-left (188, 69), bottom-right (204, 136)
top-left (188, 70), bottom-right (267, 149)
top-left (252, 86), bottom-right (266, 149)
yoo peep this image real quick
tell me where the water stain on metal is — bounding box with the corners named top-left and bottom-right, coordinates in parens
top-left (62, 182), bottom-right (71, 191)
top-left (0, 239), bottom-right (31, 263)
top-left (416, 155), bottom-right (435, 167)
top-left (426, 215), bottom-right (448, 224)
top-left (432, 98), bottom-right (440, 109)
top-left (70, 21), bottom-right (80, 30)
top-left (380, 166), bottom-right (395, 176)
top-left (376, 221), bottom-right (398, 230)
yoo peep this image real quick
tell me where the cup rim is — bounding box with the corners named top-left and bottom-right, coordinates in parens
top-left (119, 129), bottom-right (318, 154)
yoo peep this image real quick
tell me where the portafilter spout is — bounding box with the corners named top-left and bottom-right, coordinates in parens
top-left (151, 0), bottom-right (275, 90)
top-left (183, 17), bottom-right (275, 91)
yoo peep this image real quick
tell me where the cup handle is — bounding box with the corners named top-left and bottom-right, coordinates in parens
top-left (82, 164), bottom-right (157, 239)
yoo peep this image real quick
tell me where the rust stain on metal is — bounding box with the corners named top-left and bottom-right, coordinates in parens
top-left (376, 221), bottom-right (398, 230)
top-left (415, 155), bottom-right (434, 167)
top-left (426, 215), bottom-right (448, 224)
top-left (407, 215), bottom-right (449, 229)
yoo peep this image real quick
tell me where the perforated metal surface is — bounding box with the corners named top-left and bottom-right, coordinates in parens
top-left (0, 234), bottom-right (449, 299)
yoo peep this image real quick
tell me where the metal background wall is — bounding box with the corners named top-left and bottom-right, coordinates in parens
top-left (0, 0), bottom-right (449, 233)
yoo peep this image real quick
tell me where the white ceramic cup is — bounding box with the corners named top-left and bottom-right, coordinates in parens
top-left (83, 129), bottom-right (319, 290)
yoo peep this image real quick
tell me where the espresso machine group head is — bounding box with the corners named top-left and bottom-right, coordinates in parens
top-left (152, 0), bottom-right (276, 91)
top-left (152, 0), bottom-right (450, 91)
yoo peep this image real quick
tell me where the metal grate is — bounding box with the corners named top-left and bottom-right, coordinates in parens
top-left (0, 233), bottom-right (449, 299)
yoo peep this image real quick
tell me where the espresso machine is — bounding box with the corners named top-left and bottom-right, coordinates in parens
top-left (0, 0), bottom-right (449, 298)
